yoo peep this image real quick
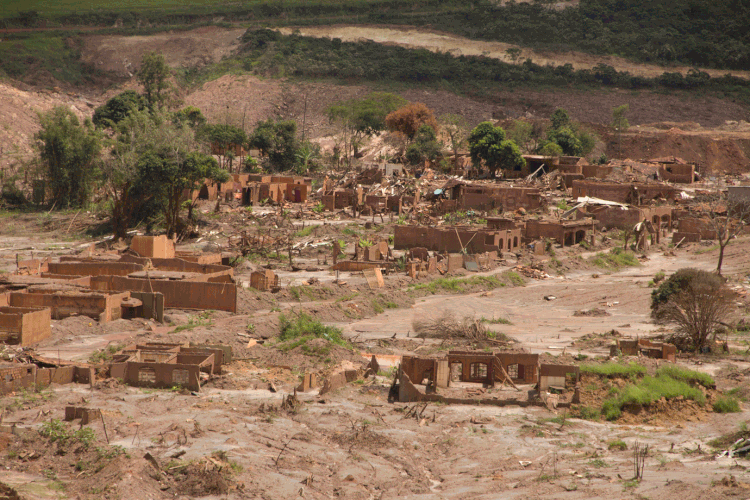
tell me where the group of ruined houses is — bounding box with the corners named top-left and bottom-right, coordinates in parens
top-left (0, 154), bottom-right (711, 401)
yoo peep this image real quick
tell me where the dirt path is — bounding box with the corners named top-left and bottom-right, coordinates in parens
top-left (277, 25), bottom-right (750, 81)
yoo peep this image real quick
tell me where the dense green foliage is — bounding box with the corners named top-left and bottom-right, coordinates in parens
top-left (468, 122), bottom-right (525, 176)
top-left (713, 395), bottom-right (741, 413)
top-left (0, 33), bottom-right (96, 85)
top-left (223, 30), bottom-right (750, 103)
top-left (93, 91), bottom-right (147, 128)
top-left (138, 51), bottom-right (171, 109)
top-left (405, 124), bottom-right (442, 165)
top-left (248, 119), bottom-right (301, 172)
top-left (35, 107), bottom-right (101, 208)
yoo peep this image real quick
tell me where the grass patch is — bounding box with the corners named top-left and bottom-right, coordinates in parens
top-left (590, 247), bottom-right (640, 271)
top-left (480, 316), bottom-right (512, 325)
top-left (411, 275), bottom-right (506, 294)
top-left (608, 439), bottom-right (628, 451)
top-left (574, 405), bottom-right (600, 421)
top-left (500, 270), bottom-right (525, 287)
top-left (278, 312), bottom-right (350, 350)
top-left (601, 374), bottom-right (706, 421)
top-left (694, 244), bottom-right (720, 255)
top-left (293, 226), bottom-right (314, 238)
top-left (713, 395), bottom-right (742, 413)
top-left (580, 362), bottom-right (647, 378)
top-left (655, 365), bottom-right (714, 389)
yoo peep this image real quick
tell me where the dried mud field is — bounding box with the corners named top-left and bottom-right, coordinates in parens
top-left (2, 208), bottom-right (750, 500)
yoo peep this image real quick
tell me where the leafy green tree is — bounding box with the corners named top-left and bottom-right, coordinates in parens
top-left (103, 109), bottom-right (228, 238)
top-left (538, 141), bottom-right (563, 157)
top-left (202, 124), bottom-right (247, 169)
top-left (248, 119), bottom-right (300, 172)
top-left (295, 141), bottom-right (321, 174)
top-left (550, 108), bottom-right (571, 130)
top-left (547, 127), bottom-right (583, 156)
top-left (405, 125), bottom-right (443, 166)
top-left (35, 106), bottom-right (101, 208)
top-left (468, 122), bottom-right (525, 176)
top-left (173, 106), bottom-right (207, 130)
top-left (92, 91), bottom-right (146, 129)
top-left (138, 150), bottom-right (226, 238)
top-left (137, 51), bottom-right (171, 109)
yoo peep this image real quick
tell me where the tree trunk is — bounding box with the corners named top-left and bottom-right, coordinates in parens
top-left (716, 241), bottom-right (727, 275)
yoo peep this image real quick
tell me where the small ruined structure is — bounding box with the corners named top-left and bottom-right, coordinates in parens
top-left (572, 180), bottom-right (677, 204)
top-left (110, 343), bottom-right (228, 392)
top-left (249, 269), bottom-right (280, 292)
top-left (612, 339), bottom-right (677, 362)
top-left (524, 218), bottom-right (594, 247)
top-left (0, 306), bottom-right (51, 346)
top-left (397, 351), bottom-right (558, 406)
top-left (440, 182), bottom-right (544, 212)
top-left (538, 364), bottom-right (580, 392)
top-left (394, 225), bottom-right (519, 254)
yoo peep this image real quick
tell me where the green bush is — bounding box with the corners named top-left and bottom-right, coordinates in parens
top-left (713, 396), bottom-right (741, 413)
top-left (607, 439), bottom-right (628, 451)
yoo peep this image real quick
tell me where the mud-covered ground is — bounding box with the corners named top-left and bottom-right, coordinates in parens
top-left (2, 205), bottom-right (750, 498)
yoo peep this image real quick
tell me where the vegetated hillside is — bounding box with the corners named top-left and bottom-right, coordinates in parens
top-left (180, 29), bottom-right (750, 107)
top-left (2, 0), bottom-right (749, 72)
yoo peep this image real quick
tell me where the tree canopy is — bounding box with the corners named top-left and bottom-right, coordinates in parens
top-left (137, 51), bottom-right (171, 109)
top-left (92, 90), bottom-right (146, 129)
top-left (248, 119), bottom-right (300, 172)
top-left (36, 106), bottom-right (101, 208)
top-left (467, 122), bottom-right (525, 176)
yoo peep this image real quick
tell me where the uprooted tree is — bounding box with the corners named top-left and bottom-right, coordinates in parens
top-left (651, 268), bottom-right (735, 352)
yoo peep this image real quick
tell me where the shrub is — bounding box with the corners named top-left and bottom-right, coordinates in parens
top-left (608, 439), bottom-right (628, 451)
top-left (651, 268), bottom-right (734, 352)
top-left (713, 396), bottom-right (741, 413)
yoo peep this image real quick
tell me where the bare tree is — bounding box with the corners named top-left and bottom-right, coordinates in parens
top-left (702, 193), bottom-right (750, 275)
top-left (651, 268), bottom-right (735, 352)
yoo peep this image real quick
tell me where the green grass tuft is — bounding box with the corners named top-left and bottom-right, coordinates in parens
top-left (590, 247), bottom-right (640, 271)
top-left (655, 365), bottom-right (714, 389)
top-left (580, 362), bottom-right (647, 378)
top-left (713, 395), bottom-right (741, 413)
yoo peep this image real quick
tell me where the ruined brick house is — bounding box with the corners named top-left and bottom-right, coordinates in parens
top-left (394, 225), bottom-right (519, 254)
top-left (110, 343), bottom-right (227, 392)
top-left (399, 351), bottom-right (539, 392)
top-left (524, 218), bottom-right (594, 247)
top-left (581, 204), bottom-right (673, 233)
top-left (611, 338), bottom-right (676, 362)
top-left (657, 161), bottom-right (695, 184)
top-left (572, 180), bottom-right (677, 204)
top-left (441, 182), bottom-right (544, 212)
